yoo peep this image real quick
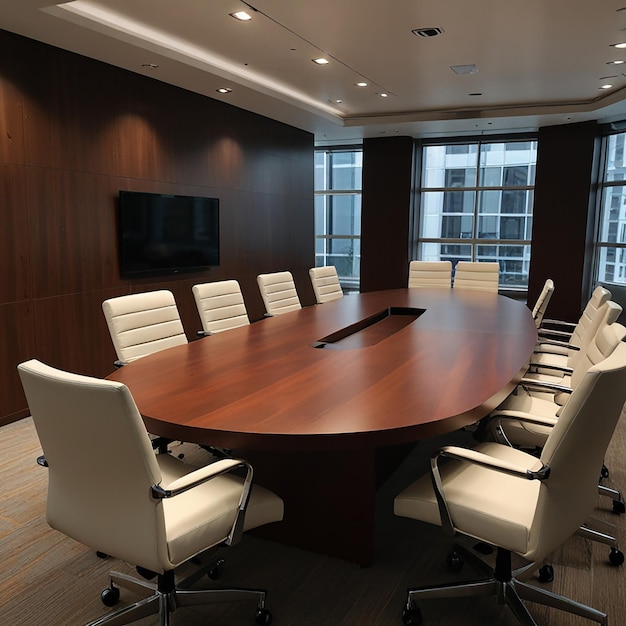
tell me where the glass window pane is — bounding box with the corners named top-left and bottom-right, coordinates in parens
top-left (605, 133), bottom-right (626, 183)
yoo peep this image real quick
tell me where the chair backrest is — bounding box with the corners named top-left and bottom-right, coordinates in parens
top-left (102, 290), bottom-right (187, 364)
top-left (17, 359), bottom-right (166, 573)
top-left (529, 341), bottom-right (626, 561)
top-left (453, 261), bottom-right (500, 292)
top-left (257, 271), bottom-right (302, 316)
top-left (531, 278), bottom-right (555, 328)
top-left (192, 280), bottom-right (250, 334)
top-left (309, 266), bottom-right (343, 304)
top-left (569, 301), bottom-right (625, 386)
top-left (408, 261), bottom-right (452, 288)
top-left (567, 285), bottom-right (612, 351)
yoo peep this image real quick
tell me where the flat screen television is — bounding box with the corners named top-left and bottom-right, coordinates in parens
top-left (117, 191), bottom-right (219, 278)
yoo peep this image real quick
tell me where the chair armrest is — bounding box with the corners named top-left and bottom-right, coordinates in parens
top-left (430, 445), bottom-right (550, 536)
top-left (152, 458), bottom-right (253, 547)
top-left (540, 318), bottom-right (576, 330)
top-left (526, 362), bottom-right (573, 375)
top-left (534, 339), bottom-right (580, 351)
top-left (518, 377), bottom-right (573, 394)
top-left (488, 410), bottom-right (559, 446)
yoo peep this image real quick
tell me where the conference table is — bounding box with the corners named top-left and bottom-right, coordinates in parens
top-left (108, 288), bottom-right (537, 566)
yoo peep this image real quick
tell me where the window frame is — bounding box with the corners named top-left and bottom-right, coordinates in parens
top-left (414, 137), bottom-right (538, 291)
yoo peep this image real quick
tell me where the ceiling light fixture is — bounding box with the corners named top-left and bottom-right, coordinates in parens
top-left (607, 60), bottom-right (625, 65)
top-left (312, 58), bottom-right (329, 65)
top-left (141, 63), bottom-right (158, 69)
top-left (230, 11), bottom-right (252, 21)
top-left (600, 84), bottom-right (613, 90)
top-left (412, 27), bottom-right (444, 38)
top-left (451, 64), bottom-right (479, 75)
top-left (377, 93), bottom-right (388, 98)
top-left (612, 42), bottom-right (626, 49)
top-left (355, 82), bottom-right (368, 87)
top-left (216, 87), bottom-right (232, 94)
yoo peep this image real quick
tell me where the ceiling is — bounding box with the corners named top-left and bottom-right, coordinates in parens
top-left (2, 0), bottom-right (626, 144)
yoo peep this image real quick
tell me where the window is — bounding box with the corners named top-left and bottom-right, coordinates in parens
top-left (595, 131), bottom-right (626, 286)
top-left (417, 140), bottom-right (537, 289)
top-left (314, 148), bottom-right (362, 289)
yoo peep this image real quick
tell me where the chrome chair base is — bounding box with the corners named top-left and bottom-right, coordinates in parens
top-left (87, 569), bottom-right (269, 626)
top-left (404, 544), bottom-right (607, 626)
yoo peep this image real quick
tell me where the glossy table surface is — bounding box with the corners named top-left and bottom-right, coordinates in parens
top-left (108, 288), bottom-right (537, 452)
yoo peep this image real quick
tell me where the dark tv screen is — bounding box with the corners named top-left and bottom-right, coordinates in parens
top-left (118, 191), bottom-right (219, 278)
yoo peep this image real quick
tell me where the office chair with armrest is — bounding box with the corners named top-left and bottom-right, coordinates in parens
top-left (192, 280), bottom-right (250, 336)
top-left (407, 261), bottom-right (452, 288)
top-left (102, 290), bottom-right (188, 367)
top-left (525, 300), bottom-right (622, 388)
top-left (17, 359), bottom-right (284, 626)
top-left (394, 341), bottom-right (626, 626)
top-left (452, 261), bottom-right (500, 292)
top-left (257, 271), bottom-right (302, 316)
top-left (536, 285), bottom-right (611, 350)
top-left (530, 279), bottom-right (555, 329)
top-left (309, 266), bottom-right (343, 304)
top-left (102, 290), bottom-right (188, 454)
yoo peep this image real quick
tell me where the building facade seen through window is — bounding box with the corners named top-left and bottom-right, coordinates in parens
top-left (314, 148), bottom-right (362, 289)
top-left (596, 132), bottom-right (626, 286)
top-left (417, 140), bottom-right (537, 289)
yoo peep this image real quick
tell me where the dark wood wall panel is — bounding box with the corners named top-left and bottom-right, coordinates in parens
top-left (0, 28), bottom-right (314, 425)
top-left (360, 136), bottom-right (414, 292)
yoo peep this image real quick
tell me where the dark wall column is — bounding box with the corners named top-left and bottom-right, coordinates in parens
top-left (360, 136), bottom-right (414, 292)
top-left (528, 121), bottom-right (600, 320)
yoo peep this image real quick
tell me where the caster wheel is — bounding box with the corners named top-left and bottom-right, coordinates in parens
top-left (255, 608), bottom-right (272, 625)
top-left (208, 558), bottom-right (225, 580)
top-left (609, 548), bottom-right (624, 566)
top-left (101, 586), bottom-right (120, 607)
top-left (96, 551), bottom-right (109, 559)
top-left (446, 550), bottom-right (464, 572)
top-left (601, 465), bottom-right (610, 479)
top-left (613, 499), bottom-right (625, 515)
top-left (537, 564), bottom-right (554, 583)
top-left (402, 603), bottom-right (423, 625)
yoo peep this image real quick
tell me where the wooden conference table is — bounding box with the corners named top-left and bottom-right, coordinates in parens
top-left (108, 288), bottom-right (537, 566)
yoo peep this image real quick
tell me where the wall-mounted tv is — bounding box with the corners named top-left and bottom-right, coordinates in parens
top-left (118, 191), bottom-right (220, 279)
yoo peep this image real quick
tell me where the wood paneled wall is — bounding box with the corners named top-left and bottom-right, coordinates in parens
top-left (0, 29), bottom-right (314, 425)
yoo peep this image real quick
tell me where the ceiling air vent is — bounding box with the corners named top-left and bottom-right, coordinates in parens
top-left (412, 27), bottom-right (444, 38)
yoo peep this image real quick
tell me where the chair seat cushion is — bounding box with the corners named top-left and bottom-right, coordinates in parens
top-left (394, 442), bottom-right (542, 557)
top-left (158, 454), bottom-right (284, 567)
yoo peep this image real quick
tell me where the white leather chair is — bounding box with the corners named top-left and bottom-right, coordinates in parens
top-left (453, 261), bottom-right (500, 293)
top-left (533, 286), bottom-right (611, 363)
top-left (309, 266), bottom-right (343, 304)
top-left (530, 278), bottom-right (555, 329)
top-left (17, 359), bottom-right (284, 626)
top-left (102, 290), bottom-right (188, 366)
top-left (193, 280), bottom-right (250, 335)
top-left (257, 271), bottom-right (302, 316)
top-left (394, 341), bottom-right (626, 626)
top-left (407, 260), bottom-right (452, 288)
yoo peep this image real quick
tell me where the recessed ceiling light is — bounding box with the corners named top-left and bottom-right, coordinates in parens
top-left (355, 82), bottom-right (368, 87)
top-left (335, 99), bottom-right (343, 104)
top-left (141, 63), bottom-right (159, 69)
top-left (607, 60), bottom-right (625, 65)
top-left (377, 92), bottom-right (389, 98)
top-left (600, 84), bottom-right (613, 90)
top-left (312, 58), bottom-right (329, 65)
top-left (230, 11), bottom-right (252, 21)
top-left (451, 64), bottom-right (479, 75)
top-left (216, 87), bottom-right (232, 94)
top-left (612, 42), bottom-right (626, 49)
